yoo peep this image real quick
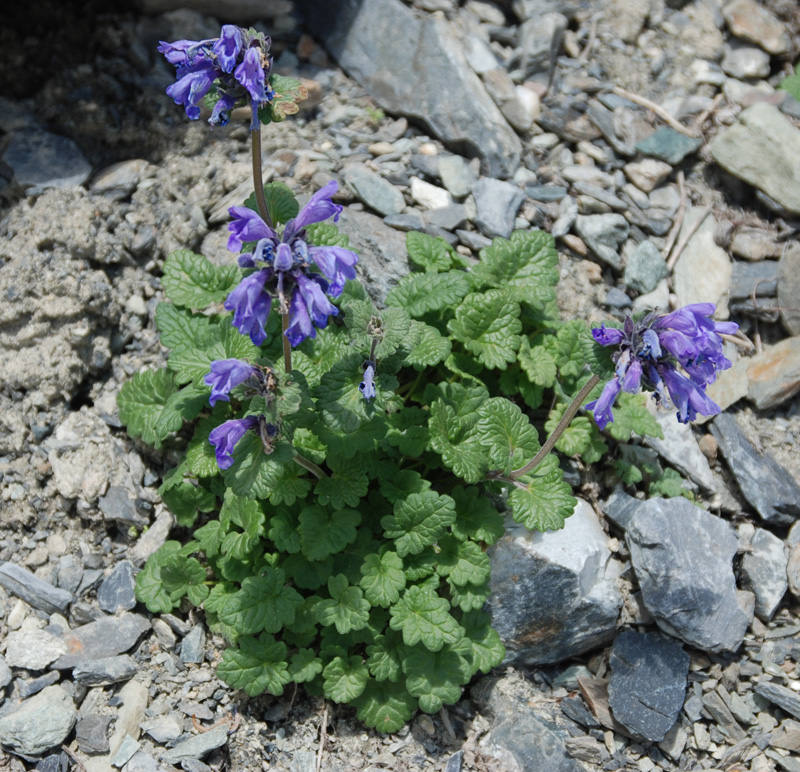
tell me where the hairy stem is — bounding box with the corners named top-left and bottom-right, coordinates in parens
top-left (293, 453), bottom-right (327, 479)
top-left (251, 126), bottom-right (273, 228)
top-left (281, 312), bottom-right (292, 373)
top-left (508, 374), bottom-right (600, 479)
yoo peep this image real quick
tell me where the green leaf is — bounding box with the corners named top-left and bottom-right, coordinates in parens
top-left (160, 554), bottom-right (209, 606)
top-left (168, 321), bottom-right (260, 387)
top-left (118, 369), bottom-right (179, 449)
top-left (778, 65), bottom-right (800, 102)
top-left (161, 250), bottom-right (238, 309)
top-left (155, 302), bottom-right (210, 351)
top-left (508, 454), bottom-right (576, 532)
top-left (555, 320), bottom-right (589, 380)
top-left (306, 221), bottom-right (350, 248)
top-left (381, 491), bottom-right (457, 558)
top-left (366, 632), bottom-right (406, 682)
top-left (435, 537), bottom-right (490, 587)
top-left (427, 400), bottom-right (486, 484)
top-left (460, 610), bottom-right (505, 674)
top-left (316, 458), bottom-right (369, 509)
top-left (471, 229), bottom-right (558, 310)
top-left (322, 655), bottom-right (369, 703)
top-left (518, 338), bottom-right (557, 387)
top-left (261, 73), bottom-right (308, 123)
top-left (406, 231), bottom-right (455, 273)
top-left (402, 321), bottom-right (451, 369)
top-left (604, 392), bottom-right (664, 441)
top-left (360, 551), bottom-right (406, 608)
top-left (218, 569), bottom-right (303, 635)
top-left (289, 648), bottom-right (324, 683)
top-left (447, 290), bottom-right (522, 369)
top-left (268, 508), bottom-right (301, 554)
top-left (159, 472), bottom-right (216, 528)
top-left (402, 644), bottom-right (470, 713)
top-left (545, 403), bottom-right (593, 457)
top-left (217, 634), bottom-right (291, 697)
top-left (135, 543), bottom-right (182, 613)
top-left (222, 432), bottom-right (294, 500)
top-left (385, 271), bottom-right (470, 317)
top-left (402, 549), bottom-right (438, 582)
top-left (424, 382), bottom-right (489, 430)
top-left (194, 520), bottom-right (225, 560)
top-left (243, 181), bottom-right (299, 225)
top-left (448, 579), bottom-right (490, 612)
top-left (219, 491), bottom-right (265, 560)
top-left (354, 680), bottom-right (418, 733)
top-left (299, 506), bottom-right (361, 561)
top-left (186, 415), bottom-right (224, 478)
top-left (379, 470), bottom-right (432, 505)
top-left (265, 463), bottom-right (313, 506)
top-left (475, 397), bottom-right (541, 473)
top-left (315, 574), bottom-right (371, 635)
top-left (650, 467), bottom-right (687, 498)
top-left (385, 407), bottom-right (430, 458)
top-left (282, 553), bottom-right (333, 590)
top-left (450, 486), bottom-right (504, 546)
top-left (389, 585), bottom-right (463, 651)
top-left (153, 383), bottom-right (209, 438)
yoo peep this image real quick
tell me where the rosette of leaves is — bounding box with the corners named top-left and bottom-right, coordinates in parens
top-left (118, 189), bottom-right (663, 731)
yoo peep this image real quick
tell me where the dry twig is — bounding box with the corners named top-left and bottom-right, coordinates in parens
top-left (666, 203), bottom-right (712, 270)
top-left (661, 170), bottom-right (686, 261)
top-left (612, 86), bottom-right (701, 138)
top-left (315, 701), bottom-right (329, 772)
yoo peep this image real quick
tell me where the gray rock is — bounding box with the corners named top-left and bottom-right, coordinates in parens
top-left (89, 159), bottom-right (149, 201)
top-left (482, 68), bottom-right (534, 133)
top-left (512, 0), bottom-right (577, 21)
top-left (721, 43), bottom-right (771, 79)
top-left (0, 562), bottom-right (74, 615)
top-left (636, 127), bottom-right (702, 165)
top-left (113, 734), bottom-right (141, 767)
top-left (753, 682), bottom-right (800, 721)
top-left (0, 655), bottom-right (11, 690)
top-left (519, 13), bottom-right (568, 79)
top-left (488, 499), bottom-right (623, 665)
top-left (383, 211), bottom-right (425, 232)
top-left (124, 752), bottom-right (163, 772)
top-left (342, 164), bottom-right (405, 217)
top-left (472, 178), bottom-right (525, 239)
top-left (336, 208), bottom-right (410, 304)
top-left (456, 229), bottom-right (492, 251)
top-left (98, 485), bottom-right (144, 526)
top-left (4, 627), bottom-right (68, 670)
top-left (180, 624), bottom-right (207, 664)
top-left (789, 544), bottom-right (800, 600)
top-left (710, 412), bottom-right (800, 527)
top-left (74, 654), bottom-right (138, 686)
top-left (438, 155), bottom-right (474, 198)
top-left (624, 240), bottom-right (669, 294)
top-left (608, 631), bottom-right (690, 741)
top-left (424, 203), bottom-right (469, 232)
top-left (52, 612), bottom-right (151, 669)
top-left (76, 714), bottom-right (113, 755)
top-left (303, 0), bottom-right (521, 178)
top-left (463, 34), bottom-right (498, 76)
top-left (626, 497), bottom-right (750, 652)
top-left (711, 103), bottom-right (800, 215)
top-left (472, 675), bottom-right (587, 772)
top-left (739, 528), bottom-right (788, 622)
top-left (57, 555), bottom-right (84, 594)
top-left (160, 725), bottom-right (229, 764)
top-left (730, 259), bottom-right (779, 301)
top-left (526, 184), bottom-right (568, 202)
top-left (2, 130), bottom-right (91, 193)
top-left (34, 753), bottom-right (70, 772)
top-left (572, 181), bottom-right (628, 211)
top-left (0, 685), bottom-right (76, 755)
top-left (141, 713), bottom-right (184, 744)
top-left (574, 214), bottom-right (629, 269)
top-left (97, 560), bottom-right (137, 614)
top-left (602, 487), bottom-right (643, 531)
top-left (722, 0), bottom-right (791, 55)
top-left (778, 241), bottom-right (800, 336)
top-left (586, 101), bottom-right (640, 157)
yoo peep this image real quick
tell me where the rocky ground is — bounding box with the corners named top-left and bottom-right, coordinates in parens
top-left (1, 0), bottom-right (800, 770)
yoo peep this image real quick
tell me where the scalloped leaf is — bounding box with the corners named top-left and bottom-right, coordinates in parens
top-left (218, 633), bottom-right (291, 696)
top-left (508, 455), bottom-right (576, 532)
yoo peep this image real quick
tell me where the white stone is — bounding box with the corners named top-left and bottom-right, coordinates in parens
top-left (410, 177), bottom-right (452, 210)
top-left (4, 627), bottom-right (67, 670)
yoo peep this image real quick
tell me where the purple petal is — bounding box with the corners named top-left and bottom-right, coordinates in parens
top-left (621, 359), bottom-right (643, 393)
top-left (165, 62), bottom-right (217, 119)
top-left (360, 364), bottom-right (376, 400)
top-left (213, 25), bottom-right (244, 73)
top-left (641, 329), bottom-right (662, 360)
top-left (209, 416), bottom-right (259, 470)
top-left (234, 46), bottom-right (267, 104)
top-left (591, 324), bottom-right (624, 347)
top-left (657, 329), bottom-right (696, 362)
top-left (661, 368), bottom-right (720, 423)
top-left (309, 245), bottom-right (358, 296)
top-left (209, 93), bottom-right (237, 127)
top-left (285, 287), bottom-right (315, 347)
top-left (274, 242), bottom-right (294, 272)
top-left (227, 207), bottom-right (276, 252)
top-left (296, 273), bottom-right (338, 328)
top-left (586, 378), bottom-right (622, 430)
top-left (224, 269), bottom-right (272, 346)
top-left (283, 181), bottom-right (342, 242)
top-left (204, 359), bottom-right (259, 406)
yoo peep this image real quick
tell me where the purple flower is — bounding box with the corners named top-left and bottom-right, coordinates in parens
top-left (224, 181), bottom-right (358, 346)
top-left (587, 305), bottom-right (737, 428)
top-left (209, 416), bottom-right (259, 470)
top-left (360, 364), bottom-right (376, 400)
top-left (159, 26), bottom-right (273, 127)
top-left (204, 359), bottom-right (259, 406)
top-left (224, 268), bottom-right (273, 346)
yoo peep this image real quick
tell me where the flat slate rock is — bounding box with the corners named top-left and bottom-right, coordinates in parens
top-left (710, 412), bottom-right (800, 526)
top-left (302, 0), bottom-right (521, 179)
top-left (97, 560), bottom-right (137, 614)
top-left (608, 631), bottom-right (690, 742)
top-left (2, 130), bottom-right (91, 193)
top-left (740, 528), bottom-right (789, 622)
top-left (0, 561), bottom-right (74, 615)
top-left (51, 612), bottom-right (151, 669)
top-left (710, 103), bottom-right (800, 215)
top-left (160, 725), bottom-right (229, 764)
top-left (753, 682), bottom-right (800, 721)
top-left (0, 685), bottom-right (76, 756)
top-left (626, 497), bottom-right (750, 652)
top-left (635, 127), bottom-right (702, 165)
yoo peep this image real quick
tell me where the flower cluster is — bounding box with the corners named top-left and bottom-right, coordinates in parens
top-left (587, 303), bottom-right (738, 428)
top-left (158, 25), bottom-right (274, 127)
top-left (225, 181), bottom-right (358, 347)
